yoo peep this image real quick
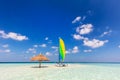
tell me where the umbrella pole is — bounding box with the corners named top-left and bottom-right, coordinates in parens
top-left (39, 61), bottom-right (41, 68)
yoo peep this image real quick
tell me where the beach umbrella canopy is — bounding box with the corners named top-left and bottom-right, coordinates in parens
top-left (31, 54), bottom-right (49, 68)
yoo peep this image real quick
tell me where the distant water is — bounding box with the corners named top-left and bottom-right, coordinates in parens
top-left (0, 62), bottom-right (120, 80)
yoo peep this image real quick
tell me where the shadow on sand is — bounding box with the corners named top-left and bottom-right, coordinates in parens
top-left (31, 66), bottom-right (48, 68)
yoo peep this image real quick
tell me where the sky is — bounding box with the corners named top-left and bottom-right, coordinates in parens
top-left (0, 0), bottom-right (120, 62)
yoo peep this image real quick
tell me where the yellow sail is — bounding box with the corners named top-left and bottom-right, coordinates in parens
top-left (59, 38), bottom-right (66, 61)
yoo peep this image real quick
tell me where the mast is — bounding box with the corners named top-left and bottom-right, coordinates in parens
top-left (59, 37), bottom-right (66, 66)
top-left (59, 51), bottom-right (60, 66)
top-left (59, 37), bottom-right (61, 66)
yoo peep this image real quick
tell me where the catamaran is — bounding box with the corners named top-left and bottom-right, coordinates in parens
top-left (57, 38), bottom-right (67, 67)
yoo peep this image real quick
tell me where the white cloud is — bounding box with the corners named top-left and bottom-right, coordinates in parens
top-left (5, 49), bottom-right (11, 53)
top-left (66, 49), bottom-right (71, 54)
top-left (28, 48), bottom-right (35, 51)
top-left (83, 39), bottom-right (108, 48)
top-left (0, 49), bottom-right (11, 53)
top-left (52, 46), bottom-right (58, 54)
top-left (39, 44), bottom-right (47, 47)
top-left (2, 44), bottom-right (9, 48)
top-left (73, 34), bottom-right (84, 40)
top-left (0, 30), bottom-right (28, 41)
top-left (66, 50), bottom-right (70, 54)
top-left (51, 46), bottom-right (58, 49)
top-left (72, 46), bottom-right (79, 53)
top-left (26, 48), bottom-right (36, 54)
top-left (45, 52), bottom-right (52, 56)
top-left (7, 32), bottom-right (28, 41)
top-left (51, 46), bottom-right (58, 54)
top-left (45, 37), bottom-right (48, 40)
top-left (118, 45), bottom-right (120, 48)
top-left (33, 45), bottom-right (38, 48)
top-left (100, 30), bottom-right (112, 37)
top-left (84, 49), bottom-right (92, 53)
top-left (0, 30), bottom-right (7, 38)
top-left (73, 34), bottom-right (88, 41)
top-left (72, 16), bottom-right (81, 23)
top-left (66, 46), bottom-right (79, 54)
top-left (76, 24), bottom-right (93, 35)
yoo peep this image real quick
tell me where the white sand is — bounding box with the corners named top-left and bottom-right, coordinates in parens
top-left (0, 63), bottom-right (120, 80)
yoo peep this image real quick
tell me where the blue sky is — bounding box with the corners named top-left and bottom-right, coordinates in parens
top-left (0, 0), bottom-right (120, 62)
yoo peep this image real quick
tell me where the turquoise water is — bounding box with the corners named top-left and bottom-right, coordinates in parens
top-left (0, 63), bottom-right (120, 80)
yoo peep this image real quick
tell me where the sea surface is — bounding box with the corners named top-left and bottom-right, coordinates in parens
top-left (0, 62), bottom-right (120, 80)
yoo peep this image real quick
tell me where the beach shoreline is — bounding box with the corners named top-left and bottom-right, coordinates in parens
top-left (0, 63), bottom-right (120, 80)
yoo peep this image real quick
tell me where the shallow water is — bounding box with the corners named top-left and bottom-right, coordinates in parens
top-left (0, 63), bottom-right (120, 80)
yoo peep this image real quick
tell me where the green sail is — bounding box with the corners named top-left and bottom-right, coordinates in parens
top-left (59, 38), bottom-right (66, 61)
